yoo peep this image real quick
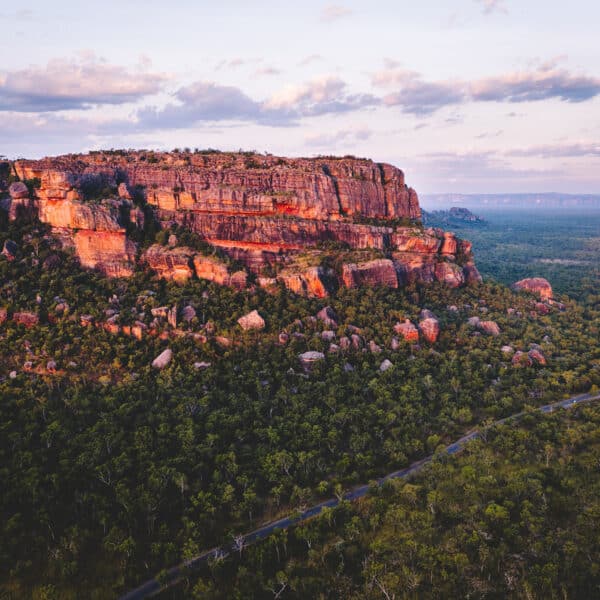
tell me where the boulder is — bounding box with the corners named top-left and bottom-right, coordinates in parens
top-left (316, 306), bottom-right (338, 328)
top-left (394, 320), bottom-right (419, 342)
top-left (182, 305), bottom-right (196, 322)
top-left (379, 359), bottom-right (393, 372)
top-left (8, 181), bottom-right (29, 199)
top-left (321, 330), bottom-right (336, 342)
top-left (42, 254), bottom-right (62, 270)
top-left (435, 262), bottom-right (465, 288)
top-left (512, 277), bottom-right (553, 300)
top-left (13, 311), bottom-right (39, 327)
top-left (339, 336), bottom-right (351, 350)
top-left (463, 263), bottom-right (483, 285)
top-left (419, 317), bottom-right (440, 343)
top-left (351, 334), bottom-right (364, 350)
top-left (369, 340), bottom-right (382, 353)
top-left (2, 240), bottom-right (17, 261)
top-left (528, 348), bottom-right (547, 365)
top-left (299, 351), bottom-right (325, 371)
top-left (238, 309), bottom-right (265, 331)
top-left (390, 336), bottom-right (401, 351)
top-left (152, 348), bottom-right (173, 369)
top-left (193, 361), bottom-right (211, 370)
top-left (479, 320), bottom-right (501, 336)
top-left (512, 351), bottom-right (533, 367)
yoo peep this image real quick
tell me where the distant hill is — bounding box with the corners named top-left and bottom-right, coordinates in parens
top-left (423, 207), bottom-right (486, 228)
top-left (422, 193), bottom-right (600, 211)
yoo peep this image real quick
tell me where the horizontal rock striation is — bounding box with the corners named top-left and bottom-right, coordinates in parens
top-left (7, 150), bottom-right (481, 294)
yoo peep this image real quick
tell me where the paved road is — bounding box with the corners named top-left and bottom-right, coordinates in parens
top-left (120, 392), bottom-right (599, 600)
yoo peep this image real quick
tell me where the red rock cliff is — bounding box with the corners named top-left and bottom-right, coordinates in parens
top-left (9, 150), bottom-right (480, 294)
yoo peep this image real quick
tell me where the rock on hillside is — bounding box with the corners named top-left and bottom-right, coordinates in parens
top-left (237, 310), bottom-right (265, 331)
top-left (512, 278), bottom-right (553, 300)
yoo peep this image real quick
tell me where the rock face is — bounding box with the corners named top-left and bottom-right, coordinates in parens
top-left (142, 245), bottom-right (194, 282)
top-left (342, 259), bottom-right (398, 289)
top-left (9, 151), bottom-right (480, 294)
top-left (512, 278), bottom-right (553, 300)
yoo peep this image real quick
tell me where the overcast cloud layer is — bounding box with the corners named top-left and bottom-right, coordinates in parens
top-left (1, 0), bottom-right (599, 193)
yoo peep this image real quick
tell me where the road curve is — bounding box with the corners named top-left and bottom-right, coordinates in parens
top-left (120, 392), bottom-right (600, 600)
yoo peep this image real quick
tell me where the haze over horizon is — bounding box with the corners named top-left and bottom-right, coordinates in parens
top-left (1, 0), bottom-right (599, 194)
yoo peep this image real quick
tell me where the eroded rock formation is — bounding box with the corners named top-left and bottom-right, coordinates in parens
top-left (512, 278), bottom-right (553, 300)
top-left (7, 150), bottom-right (481, 295)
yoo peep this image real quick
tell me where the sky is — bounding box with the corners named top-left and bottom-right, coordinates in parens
top-left (1, 0), bottom-right (599, 193)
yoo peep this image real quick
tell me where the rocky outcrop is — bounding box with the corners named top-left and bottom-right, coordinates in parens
top-left (419, 317), bottom-right (440, 343)
top-left (142, 245), bottom-right (194, 282)
top-left (276, 267), bottom-right (335, 298)
top-left (9, 151), bottom-right (480, 295)
top-left (237, 310), bottom-right (265, 331)
top-left (193, 255), bottom-right (247, 289)
top-left (512, 278), bottom-right (553, 300)
top-left (394, 319), bottom-right (419, 342)
top-left (342, 259), bottom-right (398, 289)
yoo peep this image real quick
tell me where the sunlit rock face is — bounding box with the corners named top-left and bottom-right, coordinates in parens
top-left (512, 278), bottom-right (553, 300)
top-left (11, 151), bottom-right (480, 294)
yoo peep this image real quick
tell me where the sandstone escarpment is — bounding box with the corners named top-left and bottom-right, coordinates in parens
top-left (8, 150), bottom-right (481, 294)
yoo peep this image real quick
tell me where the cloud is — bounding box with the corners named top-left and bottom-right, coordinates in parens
top-left (507, 142), bottom-right (600, 158)
top-left (136, 76), bottom-right (378, 129)
top-left (0, 56), bottom-right (168, 112)
top-left (298, 54), bottom-right (324, 66)
top-left (413, 150), bottom-right (553, 187)
top-left (0, 9), bottom-right (35, 20)
top-left (476, 129), bottom-right (503, 139)
top-left (254, 67), bottom-right (282, 77)
top-left (372, 63), bottom-right (600, 114)
top-left (214, 57), bottom-right (264, 71)
top-left (137, 81), bottom-right (262, 129)
top-left (305, 127), bottom-right (372, 147)
top-left (320, 4), bottom-right (353, 22)
top-left (375, 69), bottom-right (465, 115)
top-left (475, 0), bottom-right (508, 15)
top-left (470, 66), bottom-right (600, 103)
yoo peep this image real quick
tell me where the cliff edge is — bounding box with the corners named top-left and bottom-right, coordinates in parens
top-left (3, 150), bottom-right (481, 295)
